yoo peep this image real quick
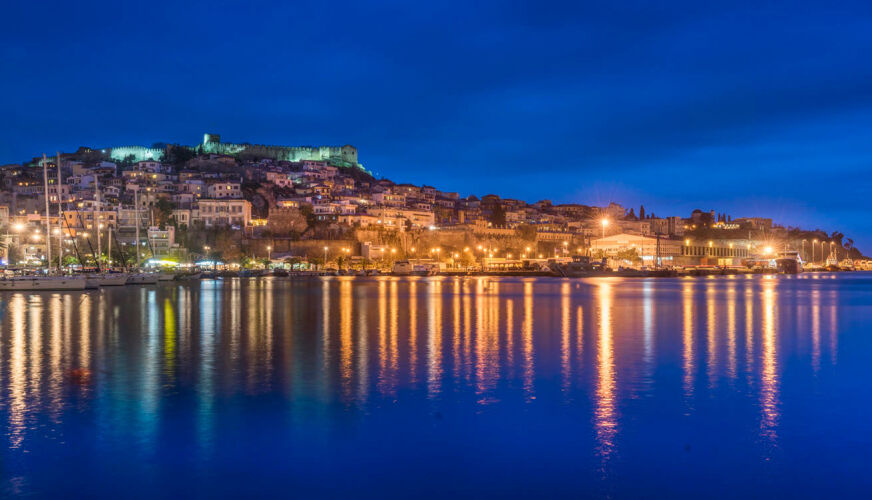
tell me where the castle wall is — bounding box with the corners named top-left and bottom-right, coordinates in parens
top-left (107, 135), bottom-right (358, 166)
top-left (109, 146), bottom-right (165, 162)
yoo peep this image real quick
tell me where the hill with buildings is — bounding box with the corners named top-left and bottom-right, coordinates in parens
top-left (0, 134), bottom-right (864, 269)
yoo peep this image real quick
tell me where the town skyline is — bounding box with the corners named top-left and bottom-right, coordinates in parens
top-left (2, 131), bottom-right (862, 259)
top-left (0, 132), bottom-right (862, 274)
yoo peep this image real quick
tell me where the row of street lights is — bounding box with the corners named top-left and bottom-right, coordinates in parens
top-left (802, 239), bottom-right (838, 264)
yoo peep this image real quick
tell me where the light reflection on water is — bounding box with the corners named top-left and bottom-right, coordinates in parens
top-left (0, 274), bottom-right (869, 496)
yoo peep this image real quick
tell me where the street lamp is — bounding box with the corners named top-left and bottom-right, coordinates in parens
top-left (812, 239), bottom-right (818, 264)
top-left (266, 245), bottom-right (272, 262)
top-left (601, 218), bottom-right (609, 239)
top-left (323, 246), bottom-right (328, 269)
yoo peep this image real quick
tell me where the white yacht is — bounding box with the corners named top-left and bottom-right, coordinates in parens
top-left (0, 275), bottom-right (88, 291)
top-left (392, 260), bottom-right (413, 276)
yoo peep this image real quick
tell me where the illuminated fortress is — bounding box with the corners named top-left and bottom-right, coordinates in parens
top-left (108, 133), bottom-right (359, 167)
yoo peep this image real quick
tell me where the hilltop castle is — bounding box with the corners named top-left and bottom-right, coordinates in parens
top-left (108, 133), bottom-right (359, 166)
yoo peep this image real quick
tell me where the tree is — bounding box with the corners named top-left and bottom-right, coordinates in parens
top-left (153, 198), bottom-right (174, 229)
top-left (459, 251), bottom-right (477, 268)
top-left (165, 145), bottom-right (197, 167)
top-left (615, 248), bottom-right (641, 264)
top-left (301, 205), bottom-right (317, 230)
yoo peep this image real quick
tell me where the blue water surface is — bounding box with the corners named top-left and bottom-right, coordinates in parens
top-left (0, 274), bottom-right (870, 497)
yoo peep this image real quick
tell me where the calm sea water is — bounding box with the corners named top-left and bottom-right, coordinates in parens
top-left (0, 274), bottom-right (870, 497)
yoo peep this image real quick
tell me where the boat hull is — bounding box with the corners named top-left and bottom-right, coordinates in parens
top-left (0, 276), bottom-right (88, 291)
top-left (126, 273), bottom-right (159, 285)
top-left (94, 274), bottom-right (130, 286)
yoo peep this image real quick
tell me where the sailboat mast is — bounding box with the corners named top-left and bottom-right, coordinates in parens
top-left (95, 173), bottom-right (102, 270)
top-left (42, 154), bottom-right (52, 271)
top-left (134, 188), bottom-right (141, 268)
top-left (56, 152), bottom-right (63, 271)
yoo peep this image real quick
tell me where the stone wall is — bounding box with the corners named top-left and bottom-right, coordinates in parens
top-left (109, 146), bottom-right (165, 162)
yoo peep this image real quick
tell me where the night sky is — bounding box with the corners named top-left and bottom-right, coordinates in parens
top-left (2, 1), bottom-right (871, 249)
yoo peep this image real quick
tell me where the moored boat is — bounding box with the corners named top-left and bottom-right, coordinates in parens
top-left (392, 260), bottom-right (413, 276)
top-left (412, 263), bottom-right (439, 276)
top-left (126, 273), bottom-right (159, 285)
top-left (0, 275), bottom-right (88, 291)
top-left (95, 273), bottom-right (129, 286)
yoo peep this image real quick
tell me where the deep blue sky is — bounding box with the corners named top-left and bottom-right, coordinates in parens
top-left (2, 1), bottom-right (871, 249)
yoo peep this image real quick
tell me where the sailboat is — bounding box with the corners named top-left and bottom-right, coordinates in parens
top-left (0, 154), bottom-right (86, 291)
top-left (0, 275), bottom-right (87, 291)
top-left (124, 187), bottom-right (157, 285)
top-left (80, 172), bottom-right (129, 287)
